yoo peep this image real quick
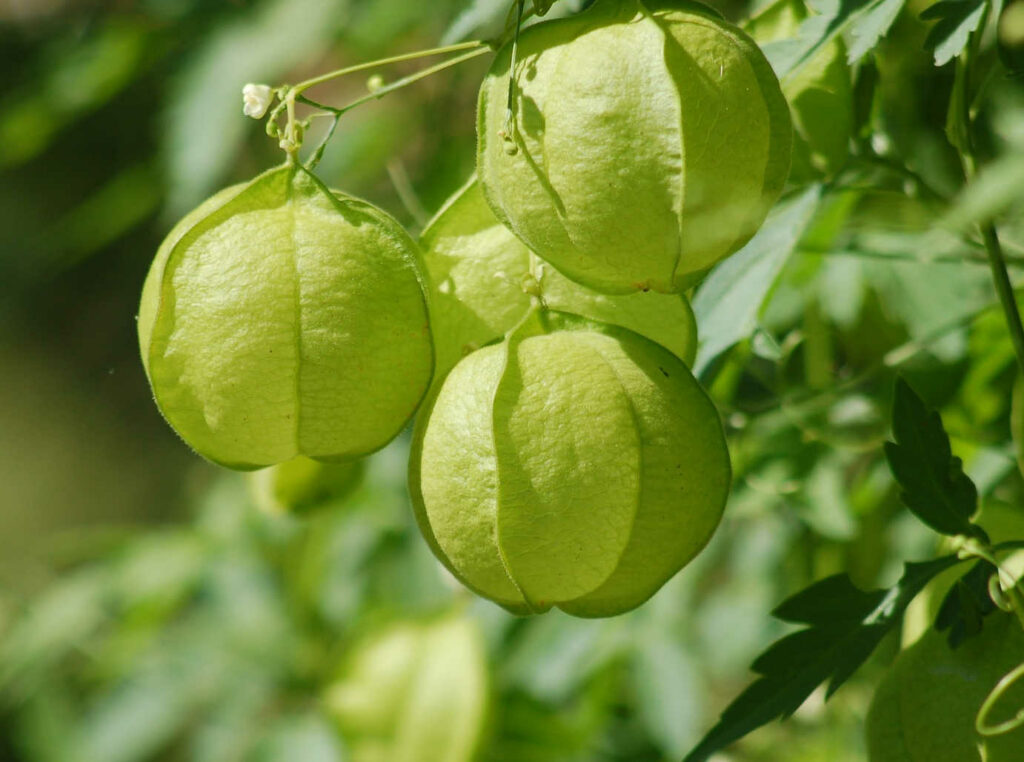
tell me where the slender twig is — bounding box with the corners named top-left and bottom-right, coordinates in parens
top-left (956, 21), bottom-right (1024, 378)
top-left (324, 48), bottom-right (489, 118)
top-left (305, 113), bottom-right (340, 170)
top-left (292, 41), bottom-right (489, 95)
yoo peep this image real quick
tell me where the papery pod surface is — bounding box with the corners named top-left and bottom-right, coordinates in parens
top-left (138, 164), bottom-right (433, 470)
top-left (325, 614), bottom-right (489, 762)
top-left (866, 612), bottom-right (1024, 762)
top-left (421, 176), bottom-right (698, 380)
top-left (409, 310), bottom-right (731, 617)
top-left (477, 0), bottom-right (792, 294)
top-left (746, 0), bottom-right (853, 180)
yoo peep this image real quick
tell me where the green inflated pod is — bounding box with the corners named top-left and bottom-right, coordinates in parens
top-left (248, 456), bottom-right (364, 516)
top-left (421, 176), bottom-right (698, 381)
top-left (866, 612), bottom-right (1024, 762)
top-left (138, 164), bottom-right (433, 470)
top-left (325, 614), bottom-right (489, 762)
top-left (478, 0), bottom-right (792, 294)
top-left (409, 310), bottom-right (731, 617)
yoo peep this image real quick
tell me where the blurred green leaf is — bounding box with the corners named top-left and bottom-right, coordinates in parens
top-left (693, 185), bottom-right (823, 375)
top-left (248, 712), bottom-right (346, 762)
top-left (884, 377), bottom-right (982, 538)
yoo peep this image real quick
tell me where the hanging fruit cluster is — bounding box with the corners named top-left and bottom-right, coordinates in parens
top-left (138, 0), bottom-right (796, 617)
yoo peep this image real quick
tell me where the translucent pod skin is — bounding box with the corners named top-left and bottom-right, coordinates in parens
top-left (139, 164), bottom-right (433, 470)
top-left (477, 0), bottom-right (792, 294)
top-left (409, 311), bottom-right (731, 617)
top-left (866, 613), bottom-right (1024, 762)
top-left (421, 176), bottom-right (698, 381)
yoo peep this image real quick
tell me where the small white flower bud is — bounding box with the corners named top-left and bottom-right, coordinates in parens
top-left (242, 83), bottom-right (273, 119)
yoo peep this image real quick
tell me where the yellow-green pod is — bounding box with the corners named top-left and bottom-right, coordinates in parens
top-left (248, 456), bottom-right (363, 516)
top-left (477, 0), bottom-right (792, 294)
top-left (138, 164), bottom-right (433, 470)
top-left (409, 310), bottom-right (731, 617)
top-left (421, 177), bottom-right (698, 381)
top-left (866, 613), bottom-right (1024, 762)
top-left (325, 614), bottom-right (490, 762)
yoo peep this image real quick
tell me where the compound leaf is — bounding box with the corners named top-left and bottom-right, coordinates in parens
top-left (884, 377), bottom-right (983, 539)
top-left (847, 0), bottom-right (906, 62)
top-left (682, 556), bottom-right (961, 762)
top-left (920, 0), bottom-right (987, 66)
top-left (935, 559), bottom-right (998, 647)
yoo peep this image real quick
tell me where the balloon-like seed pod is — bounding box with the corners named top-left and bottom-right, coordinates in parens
top-left (478, 0), bottom-right (792, 294)
top-left (420, 176), bottom-right (698, 381)
top-left (138, 164), bottom-right (433, 470)
top-left (866, 612), bottom-right (1024, 762)
top-left (409, 310), bottom-right (731, 617)
top-left (325, 614), bottom-right (490, 762)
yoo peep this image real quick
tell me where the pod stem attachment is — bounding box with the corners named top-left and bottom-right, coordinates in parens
top-left (500, 0), bottom-right (526, 156)
top-left (522, 251), bottom-right (547, 309)
top-left (976, 660), bottom-right (1024, 737)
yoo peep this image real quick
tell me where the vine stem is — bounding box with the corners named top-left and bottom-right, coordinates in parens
top-left (291, 40), bottom-right (490, 95)
top-left (977, 661), bottom-right (1024, 737)
top-left (300, 48), bottom-right (490, 118)
top-left (956, 22), bottom-right (1024, 378)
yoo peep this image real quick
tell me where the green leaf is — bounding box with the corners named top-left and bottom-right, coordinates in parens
top-left (762, 0), bottom-right (888, 77)
top-left (633, 632), bottom-right (701, 757)
top-left (921, 0), bottom-right (987, 66)
top-left (847, 0), bottom-right (906, 62)
top-left (883, 377), bottom-right (982, 538)
top-left (247, 713), bottom-right (346, 762)
top-left (683, 556), bottom-right (962, 762)
top-left (943, 152), bottom-right (1024, 229)
top-left (692, 185), bottom-right (822, 376)
top-left (934, 560), bottom-right (997, 646)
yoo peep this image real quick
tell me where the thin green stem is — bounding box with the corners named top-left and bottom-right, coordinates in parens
top-left (982, 223), bottom-right (1024, 377)
top-left (304, 113), bottom-right (340, 170)
top-left (292, 40), bottom-right (490, 94)
top-left (324, 48), bottom-right (489, 116)
top-left (505, 0), bottom-right (526, 132)
top-left (977, 661), bottom-right (1024, 737)
top-left (955, 17), bottom-right (1024, 378)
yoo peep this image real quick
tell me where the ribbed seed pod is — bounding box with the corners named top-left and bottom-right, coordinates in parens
top-left (477, 0), bottom-right (792, 294)
top-left (409, 310), bottom-right (731, 617)
top-left (325, 614), bottom-right (489, 762)
top-left (248, 456), bottom-right (364, 516)
top-left (138, 165), bottom-right (433, 470)
top-left (421, 176), bottom-right (698, 381)
top-left (866, 613), bottom-right (1024, 762)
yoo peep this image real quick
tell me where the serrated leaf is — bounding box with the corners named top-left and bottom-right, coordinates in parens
top-left (921, 0), bottom-right (987, 66)
top-left (682, 556), bottom-right (961, 762)
top-left (761, 0), bottom-right (889, 78)
top-left (847, 0), bottom-right (906, 61)
top-left (884, 377), bottom-right (982, 538)
top-left (935, 559), bottom-right (998, 646)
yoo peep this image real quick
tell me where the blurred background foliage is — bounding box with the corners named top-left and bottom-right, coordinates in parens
top-left (2, 0), bottom-right (1024, 760)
